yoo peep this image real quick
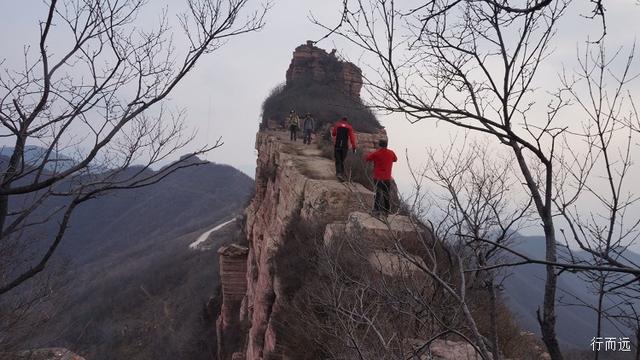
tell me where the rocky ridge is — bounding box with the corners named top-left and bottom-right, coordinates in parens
top-left (215, 129), bottom-right (490, 359)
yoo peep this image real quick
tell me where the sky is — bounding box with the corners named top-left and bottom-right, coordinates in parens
top-left (1, 0), bottom-right (640, 238)
top-left (1, 0), bottom-right (638, 177)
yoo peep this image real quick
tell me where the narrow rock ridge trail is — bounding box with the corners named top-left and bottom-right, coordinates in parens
top-left (216, 129), bottom-right (466, 360)
top-left (263, 129), bottom-right (426, 272)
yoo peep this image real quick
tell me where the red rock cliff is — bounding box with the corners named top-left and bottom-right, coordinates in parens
top-left (285, 40), bottom-right (363, 99)
top-left (215, 128), bottom-right (416, 359)
top-left (216, 244), bottom-right (249, 360)
top-left (242, 131), bottom-right (378, 359)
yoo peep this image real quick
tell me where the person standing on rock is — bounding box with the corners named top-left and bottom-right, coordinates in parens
top-left (331, 116), bottom-right (357, 181)
top-left (302, 113), bottom-right (315, 145)
top-left (288, 110), bottom-right (300, 141)
top-left (366, 138), bottom-right (397, 216)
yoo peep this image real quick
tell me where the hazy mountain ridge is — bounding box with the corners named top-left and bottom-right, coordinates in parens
top-left (7, 158), bottom-right (254, 360)
top-left (0, 145), bottom-right (75, 172)
top-left (504, 236), bottom-right (640, 351)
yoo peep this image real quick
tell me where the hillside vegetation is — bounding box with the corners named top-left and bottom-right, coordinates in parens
top-left (261, 81), bottom-right (380, 133)
top-left (2, 161), bottom-right (253, 360)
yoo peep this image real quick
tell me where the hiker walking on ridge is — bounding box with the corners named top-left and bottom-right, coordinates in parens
top-left (288, 110), bottom-right (300, 141)
top-left (331, 116), bottom-right (357, 182)
top-left (366, 139), bottom-right (397, 216)
top-left (302, 113), bottom-right (315, 145)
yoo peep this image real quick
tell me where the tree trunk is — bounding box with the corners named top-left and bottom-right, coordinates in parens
top-left (0, 135), bottom-right (26, 234)
top-left (541, 219), bottom-right (563, 360)
top-left (509, 142), bottom-right (563, 360)
top-left (594, 276), bottom-right (605, 360)
top-left (488, 278), bottom-right (501, 360)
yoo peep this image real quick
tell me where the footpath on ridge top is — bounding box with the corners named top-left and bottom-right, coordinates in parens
top-left (216, 128), bottom-right (487, 360)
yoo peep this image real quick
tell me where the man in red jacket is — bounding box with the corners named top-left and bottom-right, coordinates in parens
top-left (366, 138), bottom-right (397, 216)
top-left (331, 117), bottom-right (357, 181)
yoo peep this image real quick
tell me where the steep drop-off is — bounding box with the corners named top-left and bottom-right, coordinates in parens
top-left (216, 130), bottom-right (449, 359)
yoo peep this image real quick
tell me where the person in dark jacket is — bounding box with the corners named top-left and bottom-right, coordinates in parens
top-left (331, 117), bottom-right (357, 181)
top-left (302, 113), bottom-right (315, 145)
top-left (288, 110), bottom-right (300, 141)
top-left (366, 138), bottom-right (397, 216)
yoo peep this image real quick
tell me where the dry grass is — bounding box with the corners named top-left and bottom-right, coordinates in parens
top-left (271, 210), bottom-right (544, 360)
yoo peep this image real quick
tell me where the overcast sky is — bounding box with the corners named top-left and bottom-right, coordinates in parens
top-left (1, 0), bottom-right (639, 205)
top-left (167, 0), bottom-right (640, 187)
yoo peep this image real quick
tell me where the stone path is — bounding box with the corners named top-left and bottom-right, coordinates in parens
top-left (267, 129), bottom-right (429, 274)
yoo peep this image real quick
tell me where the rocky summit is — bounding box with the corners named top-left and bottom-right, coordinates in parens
top-left (286, 40), bottom-right (363, 99)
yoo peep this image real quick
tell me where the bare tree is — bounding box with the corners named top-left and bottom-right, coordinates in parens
top-left (0, 0), bottom-right (268, 296)
top-left (553, 42), bottom-right (640, 360)
top-left (316, 1), bottom-right (639, 358)
top-left (421, 139), bottom-right (534, 360)
top-left (279, 218), bottom-right (478, 360)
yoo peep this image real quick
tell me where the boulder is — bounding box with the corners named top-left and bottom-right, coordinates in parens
top-left (344, 211), bottom-right (428, 254)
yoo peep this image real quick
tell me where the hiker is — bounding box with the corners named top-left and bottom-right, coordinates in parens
top-left (302, 113), bottom-right (315, 145)
top-left (366, 138), bottom-right (397, 216)
top-left (288, 110), bottom-right (300, 141)
top-left (331, 116), bottom-right (357, 181)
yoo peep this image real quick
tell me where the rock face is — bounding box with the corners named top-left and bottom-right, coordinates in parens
top-left (215, 128), bottom-right (432, 359)
top-left (241, 130), bottom-right (379, 359)
top-left (285, 40), bottom-right (363, 99)
top-left (216, 244), bottom-right (249, 360)
top-left (214, 129), bottom-right (509, 360)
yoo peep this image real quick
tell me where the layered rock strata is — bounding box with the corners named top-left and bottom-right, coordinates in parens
top-left (216, 129), bottom-right (490, 360)
top-left (285, 40), bottom-right (363, 99)
top-left (216, 244), bottom-right (250, 359)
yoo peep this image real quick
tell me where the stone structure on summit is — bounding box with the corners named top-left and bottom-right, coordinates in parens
top-left (285, 40), bottom-right (363, 99)
top-left (262, 41), bottom-right (379, 133)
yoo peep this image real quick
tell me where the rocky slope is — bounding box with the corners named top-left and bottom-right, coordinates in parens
top-left (216, 130), bottom-right (374, 358)
top-left (215, 130), bottom-right (489, 359)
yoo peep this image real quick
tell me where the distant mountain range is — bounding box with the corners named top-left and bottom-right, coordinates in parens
top-left (4, 156), bottom-right (254, 360)
top-left (0, 145), bottom-right (76, 171)
top-left (504, 236), bottom-right (640, 352)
